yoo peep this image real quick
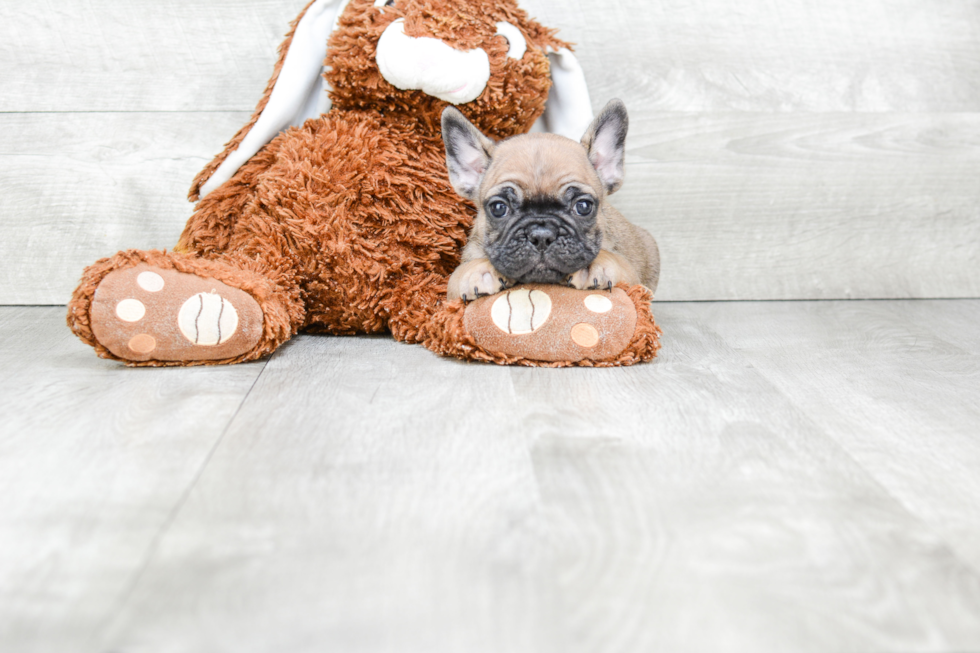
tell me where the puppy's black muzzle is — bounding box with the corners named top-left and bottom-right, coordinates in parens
top-left (527, 223), bottom-right (558, 251)
top-left (488, 216), bottom-right (600, 284)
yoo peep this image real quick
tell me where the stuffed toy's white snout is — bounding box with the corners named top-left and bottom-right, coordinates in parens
top-left (375, 18), bottom-right (526, 105)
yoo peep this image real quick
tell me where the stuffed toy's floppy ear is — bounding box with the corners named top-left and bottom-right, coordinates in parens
top-left (193, 0), bottom-right (350, 199)
top-left (530, 48), bottom-right (595, 141)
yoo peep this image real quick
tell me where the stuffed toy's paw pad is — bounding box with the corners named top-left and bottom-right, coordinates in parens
top-left (463, 284), bottom-right (636, 363)
top-left (89, 264), bottom-right (264, 362)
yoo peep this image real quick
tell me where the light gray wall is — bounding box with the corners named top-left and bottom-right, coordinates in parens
top-left (2, 0), bottom-right (978, 303)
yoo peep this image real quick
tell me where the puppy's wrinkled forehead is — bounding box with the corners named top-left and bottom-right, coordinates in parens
top-left (483, 134), bottom-right (601, 198)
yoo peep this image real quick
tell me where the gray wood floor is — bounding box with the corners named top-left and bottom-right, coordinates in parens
top-left (2, 301), bottom-right (980, 653)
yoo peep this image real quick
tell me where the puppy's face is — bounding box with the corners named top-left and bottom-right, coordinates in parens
top-left (474, 138), bottom-right (602, 282)
top-left (442, 100), bottom-right (628, 284)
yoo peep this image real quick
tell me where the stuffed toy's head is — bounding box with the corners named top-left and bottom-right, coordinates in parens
top-left (197, 0), bottom-right (595, 198)
top-left (326, 0), bottom-right (568, 137)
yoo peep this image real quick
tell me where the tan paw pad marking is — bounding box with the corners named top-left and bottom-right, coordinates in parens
top-left (115, 299), bottom-right (146, 322)
top-left (570, 323), bottom-right (600, 348)
top-left (584, 294), bottom-right (613, 313)
top-left (137, 271), bottom-right (165, 292)
top-left (128, 334), bottom-right (156, 354)
top-left (490, 289), bottom-right (552, 335)
top-left (177, 292), bottom-right (239, 346)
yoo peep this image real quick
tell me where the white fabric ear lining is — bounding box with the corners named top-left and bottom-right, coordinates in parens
top-left (200, 0), bottom-right (350, 198)
top-left (495, 22), bottom-right (527, 60)
top-left (530, 47), bottom-right (595, 141)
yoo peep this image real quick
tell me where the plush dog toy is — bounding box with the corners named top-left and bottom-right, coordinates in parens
top-left (66, 0), bottom-right (661, 367)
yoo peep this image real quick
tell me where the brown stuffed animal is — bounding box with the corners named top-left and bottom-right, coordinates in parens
top-left (66, 0), bottom-right (660, 366)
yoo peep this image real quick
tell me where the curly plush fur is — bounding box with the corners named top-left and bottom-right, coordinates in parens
top-left (66, 0), bottom-right (660, 366)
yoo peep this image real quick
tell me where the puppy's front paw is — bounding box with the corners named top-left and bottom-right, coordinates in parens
top-left (568, 252), bottom-right (634, 291)
top-left (447, 259), bottom-right (512, 301)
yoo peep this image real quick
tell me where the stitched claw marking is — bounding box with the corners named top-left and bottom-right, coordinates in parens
top-left (607, 280), bottom-right (613, 291)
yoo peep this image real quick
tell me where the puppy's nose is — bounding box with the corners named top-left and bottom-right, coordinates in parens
top-left (527, 225), bottom-right (557, 251)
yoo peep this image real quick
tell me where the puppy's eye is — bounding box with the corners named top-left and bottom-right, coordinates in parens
top-left (488, 201), bottom-right (509, 218)
top-left (574, 199), bottom-right (594, 216)
top-left (373, 0), bottom-right (395, 7)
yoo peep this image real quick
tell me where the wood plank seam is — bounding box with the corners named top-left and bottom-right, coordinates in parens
top-left (90, 352), bottom-right (273, 643)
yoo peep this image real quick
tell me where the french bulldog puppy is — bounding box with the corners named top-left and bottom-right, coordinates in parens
top-left (442, 98), bottom-right (660, 301)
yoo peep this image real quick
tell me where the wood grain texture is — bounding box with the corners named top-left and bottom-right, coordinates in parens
top-left (515, 305), bottom-right (980, 653)
top-left (521, 0), bottom-right (980, 112)
top-left (0, 0), bottom-right (293, 112)
top-left (613, 113), bottom-right (980, 300)
top-left (0, 307), bottom-right (266, 653)
top-left (5, 0), bottom-right (979, 113)
top-left (70, 307), bottom-right (980, 653)
top-left (696, 299), bottom-right (980, 572)
top-left (3, 304), bottom-right (980, 651)
top-left (98, 335), bottom-right (548, 653)
top-left (2, 0), bottom-right (979, 303)
top-left (0, 111), bottom-right (249, 304)
top-left (3, 111), bottom-right (977, 303)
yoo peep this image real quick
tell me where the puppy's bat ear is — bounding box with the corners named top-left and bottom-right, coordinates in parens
top-left (191, 0), bottom-right (351, 200)
top-left (581, 98), bottom-right (628, 194)
top-left (442, 107), bottom-right (495, 202)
